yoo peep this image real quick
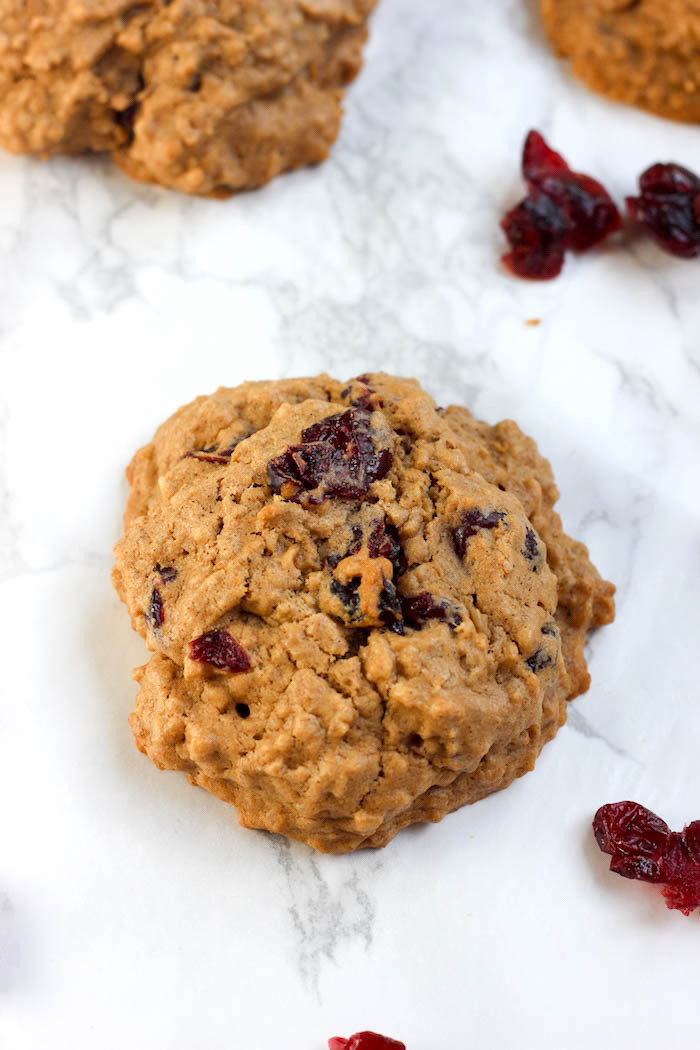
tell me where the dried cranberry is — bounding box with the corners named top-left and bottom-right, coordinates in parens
top-left (145, 586), bottom-right (164, 629)
top-left (626, 162), bottom-right (700, 259)
top-left (402, 591), bottom-right (462, 630)
top-left (189, 630), bottom-right (251, 673)
top-left (267, 409), bottom-right (392, 504)
top-left (378, 579), bottom-right (404, 634)
top-left (522, 527), bottom-right (540, 563)
top-left (368, 518), bottom-right (407, 578)
top-left (502, 130), bottom-right (621, 280)
top-left (183, 446), bottom-right (232, 465)
top-left (329, 1033), bottom-right (406, 1050)
top-left (154, 563), bottom-right (177, 584)
top-left (452, 509), bottom-right (505, 558)
top-left (593, 802), bottom-right (700, 915)
top-left (525, 648), bottom-right (552, 672)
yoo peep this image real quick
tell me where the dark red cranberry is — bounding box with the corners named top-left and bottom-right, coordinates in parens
top-left (368, 518), bottom-right (407, 578)
top-left (329, 1033), bottom-right (406, 1050)
top-left (452, 509), bottom-right (505, 558)
top-left (626, 162), bottom-right (700, 258)
top-left (189, 630), bottom-right (251, 673)
top-left (593, 802), bottom-right (700, 915)
top-left (525, 648), bottom-right (552, 672)
top-left (267, 409), bottom-right (392, 504)
top-left (522, 527), bottom-right (540, 563)
top-left (183, 446), bottom-right (232, 464)
top-left (502, 130), bottom-right (622, 280)
top-left (145, 586), bottom-right (164, 629)
top-left (402, 591), bottom-right (462, 630)
top-left (154, 563), bottom-right (177, 584)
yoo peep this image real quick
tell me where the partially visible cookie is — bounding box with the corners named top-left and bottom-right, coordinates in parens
top-left (0, 0), bottom-right (376, 196)
top-left (541, 0), bottom-right (700, 123)
top-left (113, 373), bottom-right (614, 853)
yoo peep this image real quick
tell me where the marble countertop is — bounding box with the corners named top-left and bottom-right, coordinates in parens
top-left (2, 2), bottom-right (699, 1047)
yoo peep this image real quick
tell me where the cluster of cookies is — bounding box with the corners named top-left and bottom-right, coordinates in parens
top-left (113, 374), bottom-right (614, 853)
top-left (0, 0), bottom-right (698, 197)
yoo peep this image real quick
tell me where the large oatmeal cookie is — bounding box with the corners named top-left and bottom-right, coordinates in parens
top-left (541, 0), bottom-right (700, 123)
top-left (113, 373), bottom-right (614, 853)
top-left (0, 0), bottom-right (376, 196)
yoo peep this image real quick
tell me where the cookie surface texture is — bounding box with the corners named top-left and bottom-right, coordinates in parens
top-left (541, 0), bottom-right (700, 123)
top-left (0, 0), bottom-right (376, 195)
top-left (113, 373), bottom-right (615, 853)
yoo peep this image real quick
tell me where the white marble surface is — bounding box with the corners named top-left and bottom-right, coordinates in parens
top-left (2, 1), bottom-right (700, 1047)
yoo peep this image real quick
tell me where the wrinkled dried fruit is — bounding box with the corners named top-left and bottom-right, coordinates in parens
top-left (452, 509), bottom-right (505, 558)
top-left (329, 1033), bottom-right (406, 1050)
top-left (627, 162), bottom-right (700, 259)
top-left (593, 802), bottom-right (700, 915)
top-left (267, 409), bottom-right (392, 503)
top-left (525, 648), bottom-right (552, 672)
top-left (522, 527), bottom-right (540, 563)
top-left (368, 518), bottom-right (407, 578)
top-left (145, 586), bottom-right (164, 629)
top-left (378, 579), bottom-right (404, 634)
top-left (402, 591), bottom-right (462, 630)
top-left (189, 630), bottom-right (251, 673)
top-left (154, 563), bottom-right (177, 583)
top-left (502, 130), bottom-right (621, 279)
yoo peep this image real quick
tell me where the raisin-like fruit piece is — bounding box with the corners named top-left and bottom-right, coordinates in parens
top-left (267, 409), bottom-right (392, 504)
top-left (593, 802), bottom-right (700, 915)
top-left (329, 1033), bottom-right (406, 1050)
top-left (378, 579), bottom-right (404, 634)
top-left (402, 591), bottom-right (462, 630)
top-left (189, 630), bottom-right (251, 673)
top-left (368, 518), bottom-right (407, 578)
top-left (502, 130), bottom-right (621, 280)
top-left (452, 509), bottom-right (505, 558)
top-left (145, 586), bottom-right (164, 629)
top-left (525, 648), bottom-right (552, 672)
top-left (330, 576), bottom-right (361, 617)
top-left (626, 162), bottom-right (700, 259)
top-left (154, 563), bottom-right (177, 583)
top-left (183, 446), bottom-right (232, 464)
top-left (522, 527), bottom-right (540, 563)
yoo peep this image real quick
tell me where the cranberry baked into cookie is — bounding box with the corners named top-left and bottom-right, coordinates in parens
top-left (0, 0), bottom-right (376, 196)
top-left (113, 374), bottom-right (614, 853)
top-left (541, 0), bottom-right (700, 123)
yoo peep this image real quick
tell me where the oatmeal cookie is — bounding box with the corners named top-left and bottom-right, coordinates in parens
top-left (541, 0), bottom-right (700, 123)
top-left (113, 373), bottom-right (614, 853)
top-left (0, 0), bottom-right (376, 196)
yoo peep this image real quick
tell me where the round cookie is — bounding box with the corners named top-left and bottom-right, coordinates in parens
top-left (541, 0), bottom-right (700, 123)
top-left (0, 0), bottom-right (376, 196)
top-left (113, 374), bottom-right (615, 853)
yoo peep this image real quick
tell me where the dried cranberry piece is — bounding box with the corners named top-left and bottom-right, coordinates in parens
top-left (154, 563), bottom-right (177, 583)
top-left (368, 519), bottom-right (407, 578)
top-left (184, 447), bottom-right (232, 465)
top-left (267, 409), bottom-right (392, 503)
top-left (452, 509), bottom-right (505, 558)
top-left (145, 586), bottom-right (164, 629)
top-left (378, 579), bottom-right (404, 635)
top-left (502, 130), bottom-right (621, 280)
top-left (329, 1033), bottom-right (406, 1050)
top-left (522, 527), bottom-right (540, 563)
top-left (402, 591), bottom-right (462, 630)
top-left (525, 648), bottom-right (552, 672)
top-left (593, 802), bottom-right (700, 915)
top-left (626, 162), bottom-right (700, 258)
top-left (189, 630), bottom-right (251, 673)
